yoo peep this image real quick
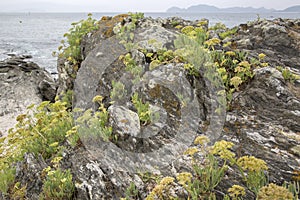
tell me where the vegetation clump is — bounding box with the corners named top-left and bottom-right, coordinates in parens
top-left (0, 101), bottom-right (76, 195)
top-left (1, 13), bottom-right (299, 200)
top-left (132, 93), bottom-right (152, 125)
top-left (145, 136), bottom-right (298, 199)
top-left (55, 13), bottom-right (99, 64)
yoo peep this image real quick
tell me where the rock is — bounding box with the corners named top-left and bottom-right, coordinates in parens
top-left (70, 17), bottom-right (300, 199)
top-left (0, 56), bottom-right (56, 136)
top-left (70, 15), bottom-right (225, 199)
top-left (231, 18), bottom-right (300, 70)
top-left (14, 153), bottom-right (48, 199)
top-left (216, 66), bottom-right (300, 196)
top-left (109, 105), bottom-right (141, 137)
top-left (2, 16), bottom-right (300, 200)
top-left (56, 14), bottom-right (129, 96)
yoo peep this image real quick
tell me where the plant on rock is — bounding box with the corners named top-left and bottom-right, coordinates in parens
top-left (257, 183), bottom-right (294, 200)
top-left (54, 13), bottom-right (99, 65)
top-left (0, 101), bottom-right (75, 195)
top-left (76, 95), bottom-right (112, 142)
top-left (132, 93), bottom-right (151, 125)
top-left (40, 168), bottom-right (74, 200)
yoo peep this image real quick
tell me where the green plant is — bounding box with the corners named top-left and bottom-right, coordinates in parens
top-left (227, 185), bottom-right (246, 200)
top-left (0, 101), bottom-right (75, 194)
top-left (76, 95), bottom-right (112, 142)
top-left (120, 53), bottom-right (143, 81)
top-left (138, 171), bottom-right (162, 184)
top-left (1, 101), bottom-right (74, 160)
top-left (110, 81), bottom-right (127, 101)
top-left (219, 27), bottom-right (238, 40)
top-left (11, 182), bottom-right (27, 200)
top-left (283, 181), bottom-right (300, 200)
top-left (257, 183), bottom-right (293, 200)
top-left (146, 177), bottom-right (175, 200)
top-left (276, 66), bottom-right (300, 83)
top-left (132, 93), bottom-right (151, 125)
top-left (113, 12), bottom-right (143, 51)
top-left (144, 136), bottom-right (272, 199)
top-left (40, 168), bottom-right (74, 200)
top-left (237, 156), bottom-right (268, 195)
top-left (56, 13), bottom-right (99, 63)
top-left (209, 22), bottom-right (227, 30)
top-left (190, 154), bottom-right (227, 199)
top-left (122, 182), bottom-right (139, 200)
top-left (146, 49), bottom-right (178, 70)
top-left (174, 34), bottom-right (227, 113)
top-left (0, 166), bottom-right (15, 194)
top-left (180, 25), bottom-right (207, 44)
top-left (174, 34), bottom-right (211, 77)
top-left (128, 12), bottom-right (144, 22)
top-left (60, 89), bottom-right (74, 109)
top-left (211, 50), bottom-right (256, 106)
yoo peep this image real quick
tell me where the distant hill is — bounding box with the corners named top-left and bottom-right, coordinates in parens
top-left (282, 5), bottom-right (300, 12)
top-left (166, 4), bottom-right (300, 13)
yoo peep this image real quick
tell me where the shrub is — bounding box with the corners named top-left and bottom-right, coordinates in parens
top-left (40, 168), bottom-right (74, 200)
top-left (0, 101), bottom-right (75, 194)
top-left (55, 13), bottom-right (99, 64)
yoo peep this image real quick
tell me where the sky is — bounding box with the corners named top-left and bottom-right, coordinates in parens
top-left (0, 0), bottom-right (300, 12)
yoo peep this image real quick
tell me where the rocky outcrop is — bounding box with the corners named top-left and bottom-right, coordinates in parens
top-left (0, 56), bottom-right (56, 136)
top-left (61, 16), bottom-right (300, 199)
top-left (232, 18), bottom-right (300, 72)
top-left (2, 16), bottom-right (300, 199)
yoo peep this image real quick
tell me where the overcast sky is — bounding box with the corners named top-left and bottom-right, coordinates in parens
top-left (1, 0), bottom-right (300, 12)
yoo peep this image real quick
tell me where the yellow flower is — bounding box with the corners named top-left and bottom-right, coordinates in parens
top-left (184, 147), bottom-right (199, 156)
top-left (258, 53), bottom-right (266, 60)
top-left (148, 176), bottom-right (175, 198)
top-left (92, 95), bottom-right (104, 103)
top-left (194, 27), bottom-right (204, 33)
top-left (204, 38), bottom-right (221, 47)
top-left (47, 170), bottom-right (55, 176)
top-left (43, 166), bottom-right (51, 173)
top-left (197, 20), bottom-right (208, 26)
top-left (258, 183), bottom-right (293, 200)
top-left (181, 26), bottom-right (195, 35)
top-left (238, 61), bottom-right (251, 69)
top-left (217, 67), bottom-right (227, 75)
top-left (261, 62), bottom-right (268, 67)
top-left (175, 25), bottom-right (183, 29)
top-left (159, 177), bottom-right (174, 186)
top-left (237, 156), bottom-right (268, 172)
top-left (234, 66), bottom-right (245, 73)
top-left (61, 178), bottom-right (67, 183)
top-left (51, 156), bottom-right (63, 165)
top-left (228, 185), bottom-right (246, 199)
top-left (66, 126), bottom-right (79, 138)
top-left (176, 172), bottom-right (192, 185)
top-left (225, 51), bottom-right (236, 57)
top-left (211, 140), bottom-right (235, 162)
top-left (223, 41), bottom-right (232, 47)
top-left (230, 76), bottom-right (243, 89)
top-left (145, 193), bottom-right (155, 200)
top-left (194, 136), bottom-right (210, 145)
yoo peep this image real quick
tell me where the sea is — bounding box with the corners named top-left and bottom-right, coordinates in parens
top-left (0, 12), bottom-right (299, 75)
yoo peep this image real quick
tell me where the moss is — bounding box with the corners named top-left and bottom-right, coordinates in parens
top-left (99, 14), bottom-right (129, 38)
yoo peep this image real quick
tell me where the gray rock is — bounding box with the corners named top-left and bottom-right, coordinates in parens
top-left (4, 16), bottom-right (300, 200)
top-left (233, 18), bottom-right (300, 70)
top-left (0, 56), bottom-right (56, 136)
top-left (69, 17), bottom-right (300, 199)
top-left (109, 105), bottom-right (141, 137)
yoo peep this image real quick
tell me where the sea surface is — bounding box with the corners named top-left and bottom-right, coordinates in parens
top-left (0, 12), bottom-right (299, 74)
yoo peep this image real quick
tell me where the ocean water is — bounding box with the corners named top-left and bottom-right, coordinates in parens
top-left (0, 12), bottom-right (299, 74)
